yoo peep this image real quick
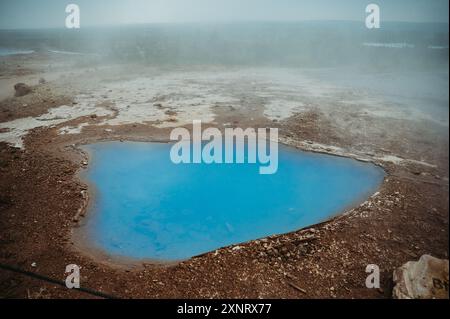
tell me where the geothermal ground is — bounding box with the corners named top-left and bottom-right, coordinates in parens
top-left (0, 52), bottom-right (448, 298)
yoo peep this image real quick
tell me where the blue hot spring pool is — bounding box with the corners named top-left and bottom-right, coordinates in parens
top-left (80, 142), bottom-right (385, 261)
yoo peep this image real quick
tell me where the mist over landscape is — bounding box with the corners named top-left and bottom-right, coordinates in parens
top-left (0, 0), bottom-right (448, 301)
top-left (0, 21), bottom-right (448, 70)
top-left (0, 0), bottom-right (448, 69)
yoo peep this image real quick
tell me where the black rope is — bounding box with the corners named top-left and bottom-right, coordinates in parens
top-left (0, 262), bottom-right (118, 299)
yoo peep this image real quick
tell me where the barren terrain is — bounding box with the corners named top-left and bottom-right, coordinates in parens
top-left (0, 52), bottom-right (448, 299)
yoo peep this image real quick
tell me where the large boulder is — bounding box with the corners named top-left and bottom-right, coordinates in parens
top-left (393, 254), bottom-right (449, 299)
top-left (14, 83), bottom-right (32, 97)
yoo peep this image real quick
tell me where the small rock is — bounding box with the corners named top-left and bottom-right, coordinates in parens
top-left (38, 78), bottom-right (46, 84)
top-left (14, 83), bottom-right (32, 97)
top-left (393, 254), bottom-right (449, 299)
top-left (165, 110), bottom-right (177, 116)
top-left (31, 262), bottom-right (37, 268)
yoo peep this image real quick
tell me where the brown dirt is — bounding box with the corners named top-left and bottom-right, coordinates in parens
top-left (0, 120), bottom-right (448, 299)
top-left (0, 85), bottom-right (73, 122)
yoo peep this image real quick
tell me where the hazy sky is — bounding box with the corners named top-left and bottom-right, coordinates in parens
top-left (0, 0), bottom-right (448, 29)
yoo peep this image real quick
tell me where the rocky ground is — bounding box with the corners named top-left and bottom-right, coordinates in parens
top-left (0, 52), bottom-right (448, 299)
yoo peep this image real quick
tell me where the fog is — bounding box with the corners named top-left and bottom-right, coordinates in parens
top-left (0, 1), bottom-right (448, 132)
top-left (0, 0), bottom-right (449, 29)
top-left (0, 21), bottom-right (448, 71)
top-left (0, 0), bottom-right (448, 70)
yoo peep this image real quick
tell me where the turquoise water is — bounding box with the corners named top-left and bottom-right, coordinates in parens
top-left (82, 141), bottom-right (384, 261)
